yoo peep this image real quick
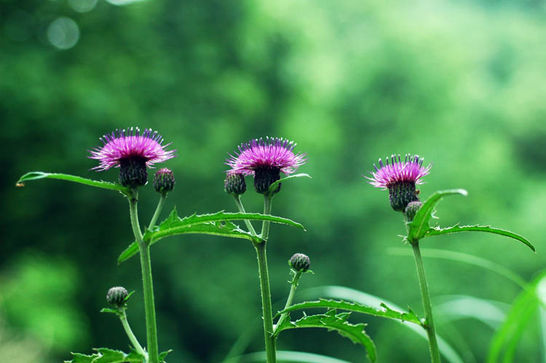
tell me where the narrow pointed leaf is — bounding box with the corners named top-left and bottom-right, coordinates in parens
top-left (487, 272), bottom-right (546, 363)
top-left (407, 189), bottom-right (467, 241)
top-left (425, 225), bottom-right (535, 252)
top-left (268, 173), bottom-right (311, 194)
top-left (16, 172), bottom-right (130, 194)
top-left (278, 299), bottom-right (422, 326)
top-left (159, 349), bottom-right (173, 362)
top-left (274, 310), bottom-right (376, 362)
top-left (65, 348), bottom-right (145, 363)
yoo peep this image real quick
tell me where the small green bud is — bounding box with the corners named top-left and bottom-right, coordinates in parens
top-left (153, 168), bottom-right (175, 194)
top-left (289, 253), bottom-right (310, 272)
top-left (405, 201), bottom-right (423, 221)
top-left (106, 286), bottom-right (128, 308)
top-left (224, 173), bottom-right (246, 195)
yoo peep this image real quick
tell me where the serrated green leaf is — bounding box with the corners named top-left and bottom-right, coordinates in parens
top-left (65, 352), bottom-right (98, 363)
top-left (268, 173), bottom-right (311, 194)
top-left (118, 209), bottom-right (305, 263)
top-left (16, 172), bottom-right (130, 195)
top-left (66, 348), bottom-right (145, 363)
top-left (407, 189), bottom-right (467, 242)
top-left (278, 299), bottom-right (422, 326)
top-left (275, 310), bottom-right (376, 362)
top-left (425, 224), bottom-right (535, 252)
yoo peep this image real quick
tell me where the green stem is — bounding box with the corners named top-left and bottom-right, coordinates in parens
top-left (254, 241), bottom-right (276, 363)
top-left (128, 191), bottom-right (160, 363)
top-left (274, 271), bottom-right (302, 334)
top-left (233, 195), bottom-right (258, 236)
top-left (412, 242), bottom-right (441, 363)
top-left (148, 194), bottom-right (166, 230)
top-left (119, 309), bottom-right (147, 358)
top-left (260, 196), bottom-right (272, 240)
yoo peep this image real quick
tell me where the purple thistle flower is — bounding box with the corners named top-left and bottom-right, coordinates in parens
top-left (89, 127), bottom-right (175, 187)
top-left (226, 137), bottom-right (306, 194)
top-left (367, 154), bottom-right (431, 211)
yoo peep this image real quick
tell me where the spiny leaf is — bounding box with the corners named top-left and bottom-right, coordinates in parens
top-left (425, 224), bottom-right (535, 252)
top-left (16, 172), bottom-right (130, 195)
top-left (275, 309), bottom-right (376, 362)
top-left (407, 189), bottom-right (467, 242)
top-left (268, 173), bottom-right (311, 194)
top-left (278, 299), bottom-right (422, 326)
top-left (65, 352), bottom-right (97, 363)
top-left (118, 209), bottom-right (305, 263)
top-left (65, 348), bottom-right (145, 363)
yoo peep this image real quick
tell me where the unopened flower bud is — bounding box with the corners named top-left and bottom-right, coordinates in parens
top-left (224, 173), bottom-right (246, 195)
top-left (405, 201), bottom-right (423, 221)
top-left (106, 286), bottom-right (128, 308)
top-left (289, 253), bottom-right (310, 272)
top-left (153, 168), bottom-right (175, 194)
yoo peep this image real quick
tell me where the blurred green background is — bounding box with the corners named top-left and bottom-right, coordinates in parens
top-left (1, 0), bottom-right (545, 362)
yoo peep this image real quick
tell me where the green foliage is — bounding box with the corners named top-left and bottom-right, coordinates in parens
top-left (16, 172), bottom-right (130, 195)
top-left (118, 209), bottom-right (304, 263)
top-left (268, 173), bottom-right (311, 195)
top-left (65, 348), bottom-right (144, 363)
top-left (487, 271), bottom-right (546, 363)
top-left (426, 225), bottom-right (535, 252)
top-left (274, 309), bottom-right (376, 362)
top-left (226, 350), bottom-right (352, 363)
top-left (407, 189), bottom-right (468, 242)
top-left (407, 189), bottom-right (535, 251)
top-left (278, 299), bottom-right (422, 326)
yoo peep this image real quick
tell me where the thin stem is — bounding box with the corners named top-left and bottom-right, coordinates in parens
top-left (260, 195), bottom-right (272, 240)
top-left (412, 242), bottom-right (441, 363)
top-left (128, 191), bottom-right (160, 363)
top-left (148, 194), bottom-right (166, 230)
top-left (233, 195), bottom-right (258, 236)
top-left (274, 271), bottom-right (302, 334)
top-left (254, 241), bottom-right (276, 363)
top-left (119, 309), bottom-right (147, 358)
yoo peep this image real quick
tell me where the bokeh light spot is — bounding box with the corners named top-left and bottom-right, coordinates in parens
top-left (68, 0), bottom-right (98, 13)
top-left (46, 17), bottom-right (80, 50)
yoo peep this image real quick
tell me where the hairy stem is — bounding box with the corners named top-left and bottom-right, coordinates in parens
top-left (412, 242), bottom-right (441, 363)
top-left (119, 309), bottom-right (147, 358)
top-left (128, 191), bottom-right (159, 363)
top-left (260, 196), bottom-right (272, 240)
top-left (254, 241), bottom-right (276, 363)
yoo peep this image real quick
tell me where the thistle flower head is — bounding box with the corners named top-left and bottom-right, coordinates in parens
top-left (367, 154), bottom-right (431, 211)
top-left (89, 127), bottom-right (175, 187)
top-left (89, 127), bottom-right (175, 171)
top-left (226, 137), bottom-right (305, 194)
